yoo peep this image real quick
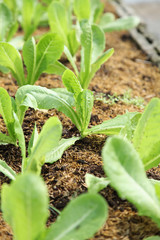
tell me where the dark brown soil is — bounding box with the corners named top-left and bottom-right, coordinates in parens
top-left (0, 2), bottom-right (160, 240)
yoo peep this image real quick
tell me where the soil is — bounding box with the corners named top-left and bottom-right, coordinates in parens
top-left (0, 2), bottom-right (160, 240)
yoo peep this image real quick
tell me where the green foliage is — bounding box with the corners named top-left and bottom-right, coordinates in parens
top-left (0, 160), bottom-right (16, 180)
top-left (0, 33), bottom-right (64, 86)
top-left (102, 16), bottom-right (140, 32)
top-left (73, 0), bottom-right (90, 21)
top-left (24, 117), bottom-right (62, 174)
top-left (44, 193), bottom-right (107, 240)
top-left (133, 98), bottom-right (160, 170)
top-left (17, 81), bottom-right (140, 138)
top-left (19, 0), bottom-right (44, 40)
top-left (102, 136), bottom-right (160, 227)
top-left (73, 0), bottom-right (140, 32)
top-left (0, 87), bottom-right (17, 145)
top-left (1, 173), bottom-right (49, 240)
top-left (45, 137), bottom-right (80, 164)
top-left (48, 1), bottom-right (79, 56)
top-left (64, 20), bottom-right (114, 89)
top-left (0, 3), bottom-right (18, 42)
top-left (85, 173), bottom-right (110, 194)
top-left (1, 173), bottom-right (108, 240)
top-left (0, 115), bottom-right (64, 177)
top-left (94, 90), bottom-right (144, 108)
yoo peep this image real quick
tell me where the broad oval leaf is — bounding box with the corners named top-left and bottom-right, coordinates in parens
top-left (91, 24), bottom-right (105, 64)
top-left (48, 2), bottom-right (69, 47)
top-left (73, 0), bottom-right (90, 21)
top-left (23, 37), bottom-right (36, 85)
top-left (15, 85), bottom-right (81, 131)
top-left (34, 33), bottom-right (64, 84)
top-left (133, 98), bottom-right (160, 170)
top-left (87, 112), bottom-right (140, 136)
top-left (62, 69), bottom-right (82, 98)
top-left (1, 173), bottom-right (49, 240)
top-left (25, 117), bottom-right (62, 174)
top-left (79, 20), bottom-right (92, 88)
top-left (90, 0), bottom-right (104, 23)
top-left (103, 16), bottom-right (140, 32)
top-left (44, 193), bottom-right (108, 240)
top-left (102, 136), bottom-right (160, 227)
top-left (0, 43), bottom-right (25, 86)
top-left (45, 137), bottom-right (80, 163)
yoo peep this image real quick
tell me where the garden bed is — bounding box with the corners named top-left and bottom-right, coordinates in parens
top-left (0, 1), bottom-right (160, 240)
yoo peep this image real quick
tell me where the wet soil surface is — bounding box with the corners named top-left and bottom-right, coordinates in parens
top-left (0, 2), bottom-right (160, 240)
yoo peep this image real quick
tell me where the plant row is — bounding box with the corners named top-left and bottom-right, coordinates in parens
top-left (1, 0), bottom-right (159, 240)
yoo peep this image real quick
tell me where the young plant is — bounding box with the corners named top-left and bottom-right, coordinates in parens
top-left (0, 86), bottom-right (73, 145)
top-left (1, 172), bottom-right (108, 240)
top-left (63, 19), bottom-right (114, 89)
top-left (0, 115), bottom-right (63, 179)
top-left (3, 0), bottom-right (45, 41)
top-left (0, 33), bottom-right (64, 86)
top-left (120, 98), bottom-right (160, 170)
top-left (73, 0), bottom-right (140, 32)
top-left (0, 2), bottom-right (18, 42)
top-left (48, 1), bottom-right (79, 56)
top-left (102, 135), bottom-right (160, 228)
top-left (15, 76), bottom-right (141, 138)
top-left (0, 86), bottom-right (80, 175)
top-left (132, 98), bottom-right (160, 170)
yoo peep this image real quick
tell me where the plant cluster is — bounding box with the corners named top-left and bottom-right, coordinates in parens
top-left (0, 0), bottom-right (158, 240)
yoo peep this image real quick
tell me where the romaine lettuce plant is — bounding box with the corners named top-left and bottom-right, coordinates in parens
top-left (1, 172), bottom-right (108, 240)
top-left (3, 0), bottom-right (45, 41)
top-left (67, 19), bottom-right (114, 89)
top-left (102, 135), bottom-right (160, 228)
top-left (51, 18), bottom-right (114, 89)
top-left (0, 2), bottom-right (18, 42)
top-left (73, 0), bottom-right (140, 32)
top-left (0, 33), bottom-right (64, 86)
top-left (15, 79), bottom-right (140, 138)
top-left (132, 98), bottom-right (160, 171)
top-left (48, 1), bottom-right (79, 56)
top-left (0, 115), bottom-right (62, 178)
top-left (0, 86), bottom-right (80, 175)
top-left (119, 98), bottom-right (160, 170)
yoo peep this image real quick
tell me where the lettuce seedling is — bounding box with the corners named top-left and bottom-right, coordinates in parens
top-left (73, 0), bottom-right (140, 32)
top-left (20, 0), bottom-right (45, 40)
top-left (63, 19), bottom-right (114, 89)
top-left (102, 135), bottom-right (160, 228)
top-left (1, 172), bottom-right (108, 240)
top-left (0, 33), bottom-right (64, 86)
top-left (0, 87), bottom-right (74, 145)
top-left (0, 115), bottom-right (63, 178)
top-left (132, 98), bottom-right (160, 171)
top-left (15, 77), bottom-right (140, 138)
top-left (0, 3), bottom-right (18, 42)
top-left (48, 1), bottom-right (79, 56)
top-left (0, 86), bottom-right (80, 174)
